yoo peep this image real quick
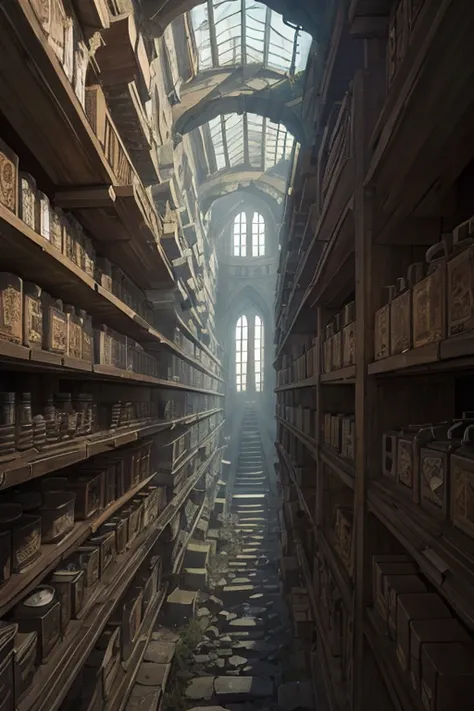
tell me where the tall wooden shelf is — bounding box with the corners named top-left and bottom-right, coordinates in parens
top-left (275, 1), bottom-right (474, 710)
top-left (0, 2), bottom-right (224, 711)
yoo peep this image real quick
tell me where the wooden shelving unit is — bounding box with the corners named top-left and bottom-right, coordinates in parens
top-left (0, 2), bottom-right (225, 711)
top-left (275, 1), bottom-right (474, 710)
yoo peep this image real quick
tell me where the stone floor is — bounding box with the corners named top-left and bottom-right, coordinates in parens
top-left (129, 408), bottom-right (314, 711)
top-left (180, 408), bottom-right (313, 711)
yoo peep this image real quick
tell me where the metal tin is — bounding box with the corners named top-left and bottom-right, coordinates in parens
top-left (40, 491), bottom-right (75, 543)
top-left (13, 586), bottom-right (60, 664)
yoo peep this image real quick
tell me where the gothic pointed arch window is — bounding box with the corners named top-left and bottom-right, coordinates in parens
top-left (235, 315), bottom-right (248, 391)
top-left (232, 210), bottom-right (265, 257)
top-left (235, 313), bottom-right (264, 393)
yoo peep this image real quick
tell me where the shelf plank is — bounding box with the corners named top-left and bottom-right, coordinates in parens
top-left (275, 376), bottom-right (318, 392)
top-left (16, 445), bottom-right (219, 711)
top-left (276, 417), bottom-right (318, 461)
top-left (320, 365), bottom-right (356, 384)
top-left (0, 340), bottom-right (224, 395)
top-left (0, 473), bottom-right (155, 617)
top-left (105, 585), bottom-right (169, 711)
top-left (0, 201), bottom-right (222, 381)
top-left (368, 479), bottom-right (474, 631)
top-left (0, 408), bottom-right (223, 491)
top-left (277, 443), bottom-right (353, 610)
top-left (364, 609), bottom-right (423, 711)
top-left (319, 445), bottom-right (355, 490)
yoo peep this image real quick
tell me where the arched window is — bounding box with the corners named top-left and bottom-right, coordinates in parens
top-left (235, 313), bottom-right (264, 392)
top-left (254, 315), bottom-right (264, 392)
top-left (232, 210), bottom-right (265, 257)
top-left (235, 315), bottom-right (248, 392)
top-left (252, 213), bottom-right (265, 256)
top-left (233, 212), bottom-right (247, 256)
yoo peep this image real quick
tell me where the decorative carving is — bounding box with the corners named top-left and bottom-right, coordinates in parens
top-left (374, 303), bottom-right (390, 360)
top-left (451, 455), bottom-right (474, 538)
top-left (390, 287), bottom-right (411, 356)
top-left (0, 139), bottom-right (17, 214)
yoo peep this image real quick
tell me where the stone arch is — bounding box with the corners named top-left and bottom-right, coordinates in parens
top-left (199, 169), bottom-right (286, 213)
top-left (174, 86), bottom-right (306, 146)
top-left (145, 0), bottom-right (321, 39)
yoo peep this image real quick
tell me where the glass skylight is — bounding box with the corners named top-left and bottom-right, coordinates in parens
top-left (190, 0), bottom-right (312, 73)
top-left (202, 112), bottom-right (294, 173)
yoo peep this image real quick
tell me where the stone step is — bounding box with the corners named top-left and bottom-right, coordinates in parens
top-left (214, 675), bottom-right (273, 701)
top-left (226, 630), bottom-right (266, 640)
top-left (221, 585), bottom-right (259, 605)
top-left (232, 494), bottom-right (266, 501)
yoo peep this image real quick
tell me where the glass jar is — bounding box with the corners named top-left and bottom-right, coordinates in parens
top-left (15, 392), bottom-right (33, 452)
top-left (43, 395), bottom-right (59, 447)
top-left (73, 394), bottom-right (93, 437)
top-left (0, 392), bottom-right (15, 455)
top-left (54, 393), bottom-right (77, 441)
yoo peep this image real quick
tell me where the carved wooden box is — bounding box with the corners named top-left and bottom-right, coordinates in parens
top-left (396, 424), bottom-right (440, 502)
top-left (390, 281), bottom-right (412, 356)
top-left (374, 302), bottom-right (390, 361)
top-left (0, 273), bottom-right (23, 344)
top-left (451, 448), bottom-right (474, 539)
top-left (41, 294), bottom-right (67, 354)
top-left (0, 137), bottom-right (18, 214)
top-left (372, 555), bottom-right (418, 622)
top-left (420, 642), bottom-right (474, 711)
top-left (412, 264), bottom-right (446, 348)
top-left (23, 283), bottom-right (43, 350)
top-left (385, 574), bottom-right (427, 640)
top-left (410, 618), bottom-right (471, 695)
top-left (396, 592), bottom-right (450, 672)
top-left (447, 244), bottom-right (474, 337)
top-left (419, 443), bottom-right (450, 518)
top-left (19, 172), bottom-right (38, 231)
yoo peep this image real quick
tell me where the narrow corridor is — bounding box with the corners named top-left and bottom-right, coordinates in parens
top-left (164, 405), bottom-right (309, 710)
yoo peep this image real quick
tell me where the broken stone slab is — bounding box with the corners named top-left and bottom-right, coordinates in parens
top-left (277, 681), bottom-right (313, 710)
top-left (151, 627), bottom-right (180, 643)
top-left (207, 625), bottom-right (220, 639)
top-left (214, 676), bottom-right (273, 701)
top-left (230, 577), bottom-right (252, 585)
top-left (219, 634), bottom-right (233, 647)
top-left (184, 541), bottom-right (211, 569)
top-left (197, 607), bottom-right (211, 618)
top-left (143, 640), bottom-right (175, 665)
top-left (221, 585), bottom-right (258, 605)
top-left (136, 662), bottom-right (171, 688)
top-left (184, 567), bottom-right (208, 590)
top-left (215, 648), bottom-right (233, 657)
top-left (227, 630), bottom-right (265, 641)
top-left (164, 589), bottom-right (197, 627)
top-left (228, 655), bottom-right (247, 668)
top-left (229, 617), bottom-right (264, 630)
top-left (207, 595), bottom-right (224, 614)
top-left (194, 654), bottom-right (211, 665)
top-left (185, 677), bottom-right (216, 701)
top-left (232, 641), bottom-right (277, 657)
